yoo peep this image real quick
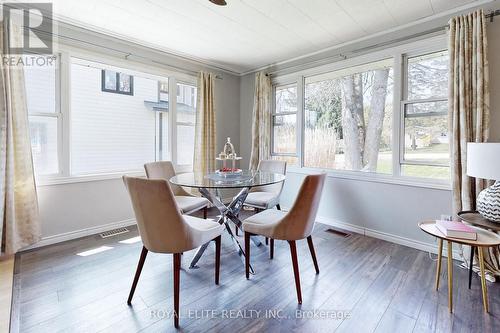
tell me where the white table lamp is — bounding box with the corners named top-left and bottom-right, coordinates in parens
top-left (467, 143), bottom-right (500, 222)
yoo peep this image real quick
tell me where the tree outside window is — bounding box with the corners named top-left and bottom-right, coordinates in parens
top-left (304, 59), bottom-right (393, 173)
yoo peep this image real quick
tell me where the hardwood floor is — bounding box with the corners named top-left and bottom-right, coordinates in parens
top-left (10, 208), bottom-right (500, 333)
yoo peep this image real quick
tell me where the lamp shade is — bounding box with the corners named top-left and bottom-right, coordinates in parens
top-left (466, 143), bottom-right (500, 180)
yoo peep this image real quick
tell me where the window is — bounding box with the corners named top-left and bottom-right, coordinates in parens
top-left (176, 82), bottom-right (196, 166)
top-left (271, 84), bottom-right (298, 165)
top-left (159, 81), bottom-right (169, 102)
top-left (25, 58), bottom-right (60, 175)
top-left (24, 50), bottom-right (198, 182)
top-left (270, 40), bottom-right (450, 184)
top-left (304, 59), bottom-right (393, 173)
top-left (156, 81), bottom-right (169, 161)
top-left (402, 51), bottom-right (449, 180)
top-left (101, 69), bottom-right (134, 95)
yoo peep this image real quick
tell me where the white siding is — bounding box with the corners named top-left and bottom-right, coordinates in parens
top-left (70, 62), bottom-right (158, 174)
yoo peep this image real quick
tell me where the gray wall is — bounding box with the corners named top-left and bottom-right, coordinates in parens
top-left (239, 73), bottom-right (255, 169)
top-left (37, 72), bottom-right (240, 241)
top-left (35, 23), bottom-right (240, 244)
top-left (35, 16), bottom-right (500, 248)
top-left (238, 20), bottom-right (500, 250)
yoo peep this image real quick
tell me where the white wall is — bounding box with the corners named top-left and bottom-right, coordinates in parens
top-left (238, 20), bottom-right (500, 252)
top-left (33, 23), bottom-right (241, 246)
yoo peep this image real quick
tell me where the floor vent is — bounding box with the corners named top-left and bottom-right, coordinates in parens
top-left (325, 228), bottom-right (351, 238)
top-left (99, 227), bottom-right (129, 239)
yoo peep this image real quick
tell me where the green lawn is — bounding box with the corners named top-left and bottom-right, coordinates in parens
top-left (405, 143), bottom-right (449, 154)
top-left (376, 144), bottom-right (450, 180)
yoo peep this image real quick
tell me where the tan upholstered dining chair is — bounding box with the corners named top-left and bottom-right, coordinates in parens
top-left (235, 160), bottom-right (287, 239)
top-left (242, 173), bottom-right (326, 304)
top-left (244, 160), bottom-right (287, 211)
top-left (123, 176), bottom-right (224, 328)
top-left (144, 161), bottom-right (209, 218)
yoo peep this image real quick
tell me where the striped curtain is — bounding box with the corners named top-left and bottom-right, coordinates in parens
top-left (448, 10), bottom-right (499, 281)
top-left (0, 20), bottom-right (41, 255)
top-left (193, 72), bottom-right (216, 174)
top-left (249, 72), bottom-right (271, 170)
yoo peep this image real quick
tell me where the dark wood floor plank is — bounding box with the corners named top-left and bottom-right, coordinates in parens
top-left (387, 251), bottom-right (435, 319)
top-left (12, 209), bottom-right (500, 333)
top-left (334, 266), bottom-right (407, 333)
top-left (374, 308), bottom-right (416, 333)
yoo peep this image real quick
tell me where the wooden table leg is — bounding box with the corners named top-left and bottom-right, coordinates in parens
top-left (447, 241), bottom-right (453, 313)
top-left (478, 247), bottom-right (489, 313)
top-left (435, 238), bottom-right (443, 290)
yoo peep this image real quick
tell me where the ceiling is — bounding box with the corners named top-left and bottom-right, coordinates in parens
top-left (48, 0), bottom-right (490, 74)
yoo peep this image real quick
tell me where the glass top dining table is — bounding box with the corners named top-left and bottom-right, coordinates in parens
top-left (169, 170), bottom-right (286, 274)
top-left (169, 170), bottom-right (286, 189)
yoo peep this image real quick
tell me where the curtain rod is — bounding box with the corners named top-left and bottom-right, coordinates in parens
top-left (264, 27), bottom-right (443, 77)
top-left (486, 9), bottom-right (500, 21)
top-left (26, 26), bottom-right (224, 80)
top-left (56, 33), bottom-right (223, 80)
top-left (265, 8), bottom-right (500, 77)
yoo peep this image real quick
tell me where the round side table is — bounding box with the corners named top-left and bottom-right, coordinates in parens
top-left (457, 211), bottom-right (500, 289)
top-left (418, 221), bottom-right (500, 313)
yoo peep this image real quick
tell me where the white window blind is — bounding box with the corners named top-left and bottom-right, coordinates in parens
top-left (70, 59), bottom-right (164, 175)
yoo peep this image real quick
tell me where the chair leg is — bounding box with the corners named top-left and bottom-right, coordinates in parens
top-left (245, 231), bottom-right (251, 279)
top-left (270, 238), bottom-right (274, 259)
top-left (276, 204), bottom-right (281, 210)
top-left (203, 206), bottom-right (207, 219)
top-left (173, 253), bottom-right (181, 328)
top-left (127, 246), bottom-right (148, 305)
top-left (307, 236), bottom-right (319, 274)
top-left (215, 236), bottom-right (221, 285)
top-left (265, 237), bottom-right (269, 245)
top-left (288, 240), bottom-right (302, 304)
top-left (235, 226), bottom-right (239, 236)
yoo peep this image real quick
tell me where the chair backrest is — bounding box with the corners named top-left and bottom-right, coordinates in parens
top-left (144, 161), bottom-right (185, 196)
top-left (252, 160), bottom-right (287, 194)
top-left (123, 176), bottom-right (189, 253)
top-left (275, 173), bottom-right (326, 240)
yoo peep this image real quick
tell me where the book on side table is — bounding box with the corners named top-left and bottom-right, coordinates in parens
top-left (435, 220), bottom-right (477, 240)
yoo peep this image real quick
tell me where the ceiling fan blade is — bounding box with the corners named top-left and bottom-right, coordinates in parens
top-left (209, 0), bottom-right (227, 6)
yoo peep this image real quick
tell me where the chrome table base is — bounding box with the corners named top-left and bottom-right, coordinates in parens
top-left (189, 187), bottom-right (262, 274)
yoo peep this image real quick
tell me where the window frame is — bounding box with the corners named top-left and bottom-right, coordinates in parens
top-left (100, 69), bottom-right (134, 95)
top-left (174, 80), bottom-right (197, 171)
top-left (271, 82), bottom-right (300, 161)
top-left (400, 50), bottom-right (449, 168)
top-left (269, 34), bottom-right (451, 190)
top-left (26, 53), bottom-right (63, 177)
top-left (34, 44), bottom-right (198, 185)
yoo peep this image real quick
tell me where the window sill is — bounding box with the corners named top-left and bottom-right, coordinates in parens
top-left (35, 171), bottom-right (145, 187)
top-left (35, 167), bottom-right (450, 191)
top-left (286, 166), bottom-right (451, 191)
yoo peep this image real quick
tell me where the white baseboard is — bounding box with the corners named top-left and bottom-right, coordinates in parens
top-left (25, 218), bottom-right (137, 250)
top-left (25, 210), bottom-right (464, 261)
top-left (282, 206), bottom-right (462, 260)
top-left (317, 215), bottom-right (463, 260)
